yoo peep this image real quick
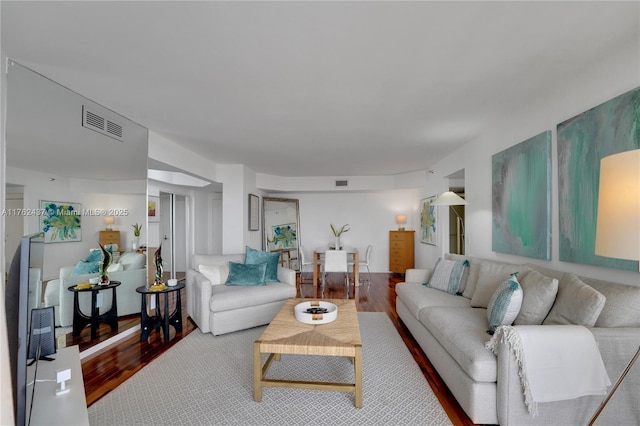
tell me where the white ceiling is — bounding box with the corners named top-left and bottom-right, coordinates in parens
top-left (2, 1), bottom-right (638, 178)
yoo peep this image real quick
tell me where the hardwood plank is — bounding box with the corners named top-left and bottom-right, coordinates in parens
top-left (79, 272), bottom-right (474, 425)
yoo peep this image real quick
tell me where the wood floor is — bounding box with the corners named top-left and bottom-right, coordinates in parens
top-left (78, 273), bottom-right (474, 425)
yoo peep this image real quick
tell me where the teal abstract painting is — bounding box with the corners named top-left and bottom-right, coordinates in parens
top-left (492, 131), bottom-right (551, 259)
top-left (557, 87), bottom-right (640, 270)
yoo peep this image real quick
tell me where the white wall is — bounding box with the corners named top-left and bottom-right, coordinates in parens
top-left (275, 189), bottom-right (418, 272)
top-left (415, 39), bottom-right (640, 286)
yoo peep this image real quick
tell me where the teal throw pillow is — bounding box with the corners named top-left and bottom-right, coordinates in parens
top-left (424, 258), bottom-right (469, 295)
top-left (225, 261), bottom-right (267, 286)
top-left (487, 273), bottom-right (523, 335)
top-left (245, 246), bottom-right (280, 282)
top-left (71, 260), bottom-right (100, 275)
top-left (85, 249), bottom-right (103, 263)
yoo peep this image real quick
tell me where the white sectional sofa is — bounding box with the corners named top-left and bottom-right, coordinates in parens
top-left (396, 253), bottom-right (640, 425)
top-left (186, 253), bottom-right (296, 335)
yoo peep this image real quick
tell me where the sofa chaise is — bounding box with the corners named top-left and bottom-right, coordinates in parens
top-left (396, 253), bottom-right (640, 425)
top-left (186, 253), bottom-right (296, 335)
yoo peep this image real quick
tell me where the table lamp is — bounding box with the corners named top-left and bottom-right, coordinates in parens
top-left (395, 214), bottom-right (407, 231)
top-left (103, 216), bottom-right (115, 231)
top-left (589, 149), bottom-right (640, 425)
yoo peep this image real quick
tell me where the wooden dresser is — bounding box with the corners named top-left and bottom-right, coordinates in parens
top-left (389, 230), bottom-right (415, 274)
top-left (99, 230), bottom-right (121, 248)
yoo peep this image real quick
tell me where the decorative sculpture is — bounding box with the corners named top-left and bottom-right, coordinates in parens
top-left (99, 244), bottom-right (112, 285)
top-left (154, 244), bottom-right (164, 285)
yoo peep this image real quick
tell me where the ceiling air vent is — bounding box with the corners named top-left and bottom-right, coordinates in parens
top-left (82, 105), bottom-right (124, 142)
top-left (335, 180), bottom-right (348, 187)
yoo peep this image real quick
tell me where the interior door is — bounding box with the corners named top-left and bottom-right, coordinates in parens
top-left (160, 192), bottom-right (173, 277)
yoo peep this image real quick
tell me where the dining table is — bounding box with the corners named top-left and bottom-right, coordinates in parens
top-left (312, 247), bottom-right (359, 287)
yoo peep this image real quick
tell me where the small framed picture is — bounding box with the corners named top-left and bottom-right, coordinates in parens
top-left (420, 196), bottom-right (437, 245)
top-left (148, 196), bottom-right (159, 222)
top-left (249, 194), bottom-right (259, 231)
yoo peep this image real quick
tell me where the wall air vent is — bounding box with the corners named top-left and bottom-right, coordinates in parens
top-left (335, 180), bottom-right (348, 187)
top-left (82, 105), bottom-right (124, 142)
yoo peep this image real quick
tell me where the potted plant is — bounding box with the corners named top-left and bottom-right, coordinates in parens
top-left (132, 223), bottom-right (142, 250)
top-left (330, 223), bottom-right (349, 250)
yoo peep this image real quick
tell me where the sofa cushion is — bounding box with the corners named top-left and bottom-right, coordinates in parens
top-left (198, 264), bottom-right (230, 286)
top-left (210, 282), bottom-right (296, 312)
top-left (71, 260), bottom-right (99, 275)
top-left (245, 246), bottom-right (280, 282)
top-left (514, 270), bottom-right (558, 325)
top-left (471, 261), bottom-right (529, 308)
top-left (445, 253), bottom-right (472, 295)
top-left (419, 307), bottom-right (497, 383)
top-left (585, 279), bottom-right (640, 327)
top-left (543, 273), bottom-right (606, 326)
top-left (487, 274), bottom-right (523, 334)
top-left (194, 253), bottom-right (245, 267)
top-left (461, 261), bottom-right (482, 300)
top-left (86, 249), bottom-right (103, 263)
top-left (119, 252), bottom-right (146, 270)
top-left (396, 282), bottom-right (471, 318)
top-left (225, 261), bottom-right (267, 286)
top-left (426, 258), bottom-right (469, 295)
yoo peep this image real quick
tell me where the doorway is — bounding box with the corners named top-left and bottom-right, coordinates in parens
top-left (445, 169), bottom-right (466, 255)
top-left (159, 192), bottom-right (188, 281)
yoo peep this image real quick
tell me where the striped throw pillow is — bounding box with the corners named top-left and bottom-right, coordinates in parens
top-left (424, 258), bottom-right (470, 295)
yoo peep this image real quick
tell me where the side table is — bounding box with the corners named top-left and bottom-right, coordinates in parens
top-left (135, 283), bottom-right (184, 343)
top-left (67, 281), bottom-right (120, 340)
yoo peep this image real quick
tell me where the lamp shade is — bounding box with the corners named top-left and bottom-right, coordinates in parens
top-left (595, 149), bottom-right (640, 261)
top-left (395, 214), bottom-right (407, 225)
top-left (431, 191), bottom-right (468, 206)
top-left (103, 216), bottom-right (115, 230)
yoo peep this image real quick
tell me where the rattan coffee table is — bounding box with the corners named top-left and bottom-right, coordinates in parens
top-left (253, 298), bottom-right (363, 407)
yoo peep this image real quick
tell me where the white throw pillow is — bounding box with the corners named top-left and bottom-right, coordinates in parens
top-left (107, 262), bottom-right (124, 273)
top-left (513, 270), bottom-right (558, 325)
top-left (198, 264), bottom-right (230, 285)
top-left (487, 273), bottom-right (523, 334)
top-left (119, 252), bottom-right (146, 270)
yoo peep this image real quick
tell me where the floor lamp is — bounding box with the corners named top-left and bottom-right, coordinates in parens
top-left (589, 149), bottom-right (640, 425)
top-left (431, 191), bottom-right (468, 253)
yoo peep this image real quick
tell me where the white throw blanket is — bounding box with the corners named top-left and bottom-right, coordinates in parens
top-left (486, 325), bottom-right (611, 416)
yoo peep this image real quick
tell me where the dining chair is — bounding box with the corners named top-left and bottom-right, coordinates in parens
top-left (298, 245), bottom-right (314, 284)
top-left (322, 250), bottom-right (349, 293)
top-left (348, 245), bottom-right (372, 285)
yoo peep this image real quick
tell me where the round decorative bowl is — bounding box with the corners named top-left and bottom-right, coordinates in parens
top-left (294, 301), bottom-right (338, 325)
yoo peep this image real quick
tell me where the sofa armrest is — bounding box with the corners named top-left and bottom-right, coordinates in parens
top-left (186, 269), bottom-right (213, 333)
top-left (496, 326), bottom-right (640, 425)
top-left (59, 265), bottom-right (76, 279)
top-left (404, 268), bottom-right (433, 283)
top-left (277, 266), bottom-right (296, 287)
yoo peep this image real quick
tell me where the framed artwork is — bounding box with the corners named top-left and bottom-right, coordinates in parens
top-left (492, 131), bottom-right (551, 260)
top-left (268, 223), bottom-right (297, 250)
top-left (40, 200), bottom-right (82, 243)
top-left (148, 196), bottom-right (159, 222)
top-left (420, 196), bottom-right (437, 245)
top-left (557, 87), bottom-right (639, 271)
top-left (249, 194), bottom-right (259, 231)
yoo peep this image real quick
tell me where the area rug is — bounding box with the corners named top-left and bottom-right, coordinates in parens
top-left (88, 312), bottom-right (452, 425)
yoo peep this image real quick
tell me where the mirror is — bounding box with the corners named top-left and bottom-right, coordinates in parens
top-left (5, 61), bottom-right (149, 351)
top-left (262, 197), bottom-right (300, 270)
